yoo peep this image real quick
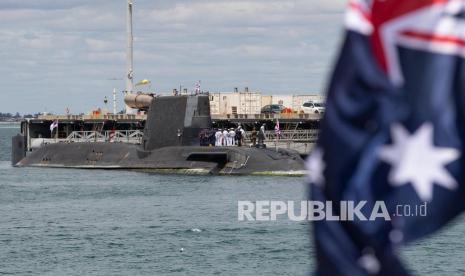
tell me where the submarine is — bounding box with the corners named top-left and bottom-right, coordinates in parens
top-left (11, 94), bottom-right (307, 176)
top-left (10, 1), bottom-right (308, 175)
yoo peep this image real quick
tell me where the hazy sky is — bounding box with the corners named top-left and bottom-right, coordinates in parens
top-left (0, 0), bottom-right (346, 114)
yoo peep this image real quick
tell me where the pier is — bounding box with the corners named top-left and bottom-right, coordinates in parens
top-left (21, 111), bottom-right (321, 154)
top-left (28, 129), bottom-right (318, 154)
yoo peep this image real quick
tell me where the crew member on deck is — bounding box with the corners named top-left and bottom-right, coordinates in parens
top-left (215, 129), bottom-right (222, 146)
top-left (235, 126), bottom-right (243, 147)
top-left (222, 129), bottom-right (229, 146)
top-left (228, 128), bottom-right (236, 146)
top-left (240, 126), bottom-right (245, 146)
top-left (258, 124), bottom-right (266, 146)
top-left (251, 128), bottom-right (257, 146)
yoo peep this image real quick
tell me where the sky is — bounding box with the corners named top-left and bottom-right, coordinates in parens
top-left (0, 0), bottom-right (346, 114)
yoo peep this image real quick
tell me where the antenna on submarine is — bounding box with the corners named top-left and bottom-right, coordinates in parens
top-left (113, 88), bottom-right (117, 114)
top-left (125, 0), bottom-right (134, 114)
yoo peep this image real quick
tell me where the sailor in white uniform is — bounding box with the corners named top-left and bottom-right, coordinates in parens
top-left (240, 127), bottom-right (246, 146)
top-left (215, 129), bottom-right (222, 146)
top-left (227, 128), bottom-right (234, 146)
top-left (222, 129), bottom-right (229, 146)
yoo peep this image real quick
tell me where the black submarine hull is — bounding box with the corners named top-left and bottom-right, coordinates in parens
top-left (15, 142), bottom-right (306, 176)
top-left (14, 95), bottom-right (307, 176)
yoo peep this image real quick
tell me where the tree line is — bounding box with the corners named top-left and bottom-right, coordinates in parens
top-left (0, 112), bottom-right (37, 120)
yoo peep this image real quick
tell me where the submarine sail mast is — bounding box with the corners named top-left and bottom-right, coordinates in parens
top-left (125, 0), bottom-right (134, 114)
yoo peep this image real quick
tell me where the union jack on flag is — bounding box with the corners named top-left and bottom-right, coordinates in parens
top-left (309, 0), bottom-right (465, 275)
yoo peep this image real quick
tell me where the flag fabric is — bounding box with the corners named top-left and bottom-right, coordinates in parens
top-left (309, 0), bottom-right (465, 275)
top-left (274, 119), bottom-right (281, 136)
top-left (135, 79), bottom-right (151, 86)
top-left (50, 120), bottom-right (58, 133)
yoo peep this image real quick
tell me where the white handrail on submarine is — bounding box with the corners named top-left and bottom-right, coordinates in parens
top-left (63, 129), bottom-right (318, 143)
top-left (30, 129), bottom-right (318, 149)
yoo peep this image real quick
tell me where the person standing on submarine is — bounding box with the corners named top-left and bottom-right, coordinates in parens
top-left (258, 124), bottom-right (266, 146)
top-left (215, 129), bottom-right (222, 146)
top-left (251, 127), bottom-right (257, 147)
top-left (235, 126), bottom-right (243, 147)
top-left (222, 129), bottom-right (229, 146)
top-left (228, 128), bottom-right (236, 146)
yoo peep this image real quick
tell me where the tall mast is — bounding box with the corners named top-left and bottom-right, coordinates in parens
top-left (113, 88), bottom-right (117, 114)
top-left (125, 0), bottom-right (134, 114)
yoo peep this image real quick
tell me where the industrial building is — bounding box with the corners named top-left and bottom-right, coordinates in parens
top-left (208, 88), bottom-right (325, 115)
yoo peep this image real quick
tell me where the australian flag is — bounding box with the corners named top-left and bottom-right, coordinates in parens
top-left (308, 0), bottom-right (465, 275)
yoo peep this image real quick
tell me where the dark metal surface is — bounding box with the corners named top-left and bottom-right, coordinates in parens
top-left (14, 95), bottom-right (306, 175)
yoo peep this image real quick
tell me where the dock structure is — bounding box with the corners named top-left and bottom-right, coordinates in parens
top-left (208, 90), bottom-right (325, 116)
top-left (21, 111), bottom-right (321, 154)
top-left (25, 129), bottom-right (318, 154)
top-left (36, 111), bottom-right (322, 123)
top-left (25, 129), bottom-right (319, 145)
top-left (211, 113), bottom-right (322, 126)
top-left (22, 92), bottom-right (324, 154)
top-left (25, 118), bottom-right (318, 152)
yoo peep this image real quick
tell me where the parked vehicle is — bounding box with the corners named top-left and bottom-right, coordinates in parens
top-left (261, 104), bottom-right (285, 114)
top-left (301, 101), bottom-right (325, 114)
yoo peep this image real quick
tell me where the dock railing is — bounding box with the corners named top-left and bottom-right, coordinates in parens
top-left (65, 130), bottom-right (144, 144)
top-left (30, 129), bottom-right (318, 154)
top-left (244, 129), bottom-right (319, 143)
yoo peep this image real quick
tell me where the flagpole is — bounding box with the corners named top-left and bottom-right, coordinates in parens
top-left (275, 119), bottom-right (278, 152)
top-left (276, 129), bottom-right (279, 152)
top-left (125, 0), bottom-right (134, 114)
top-left (55, 119), bottom-right (58, 142)
top-left (113, 88), bottom-right (117, 114)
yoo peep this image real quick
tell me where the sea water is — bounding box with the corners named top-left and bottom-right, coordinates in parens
top-left (0, 125), bottom-right (464, 275)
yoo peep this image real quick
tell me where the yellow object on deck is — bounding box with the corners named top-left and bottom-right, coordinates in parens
top-left (135, 79), bottom-right (151, 86)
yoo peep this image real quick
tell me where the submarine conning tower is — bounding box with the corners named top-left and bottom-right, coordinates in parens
top-left (142, 95), bottom-right (212, 151)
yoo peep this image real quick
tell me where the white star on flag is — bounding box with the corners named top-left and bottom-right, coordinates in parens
top-left (378, 123), bottom-right (460, 202)
top-left (307, 148), bottom-right (325, 187)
